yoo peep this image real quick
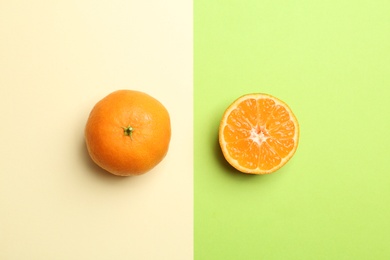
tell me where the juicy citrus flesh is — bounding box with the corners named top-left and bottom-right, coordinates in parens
top-left (85, 90), bottom-right (171, 176)
top-left (219, 93), bottom-right (299, 174)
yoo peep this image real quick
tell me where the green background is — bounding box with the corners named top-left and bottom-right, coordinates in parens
top-left (194, 0), bottom-right (390, 259)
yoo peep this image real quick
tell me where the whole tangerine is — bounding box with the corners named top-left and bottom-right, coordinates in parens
top-left (85, 90), bottom-right (171, 176)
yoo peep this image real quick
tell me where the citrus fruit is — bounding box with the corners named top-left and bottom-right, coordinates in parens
top-left (219, 93), bottom-right (299, 174)
top-left (85, 90), bottom-right (171, 176)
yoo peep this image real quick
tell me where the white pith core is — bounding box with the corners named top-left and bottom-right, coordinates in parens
top-left (249, 127), bottom-right (269, 145)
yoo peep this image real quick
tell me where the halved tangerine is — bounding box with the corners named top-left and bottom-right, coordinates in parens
top-left (219, 93), bottom-right (299, 174)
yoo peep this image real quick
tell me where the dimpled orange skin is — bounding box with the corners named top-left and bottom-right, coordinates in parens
top-left (85, 90), bottom-right (171, 176)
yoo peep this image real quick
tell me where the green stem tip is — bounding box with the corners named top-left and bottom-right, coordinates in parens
top-left (123, 126), bottom-right (134, 139)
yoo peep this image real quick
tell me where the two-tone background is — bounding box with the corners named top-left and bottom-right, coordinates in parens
top-left (1, 0), bottom-right (390, 259)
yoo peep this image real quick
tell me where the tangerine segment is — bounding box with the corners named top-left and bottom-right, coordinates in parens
top-left (219, 93), bottom-right (299, 174)
top-left (226, 139), bottom-right (260, 170)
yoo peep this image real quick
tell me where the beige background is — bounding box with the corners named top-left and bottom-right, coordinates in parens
top-left (0, 1), bottom-right (192, 259)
